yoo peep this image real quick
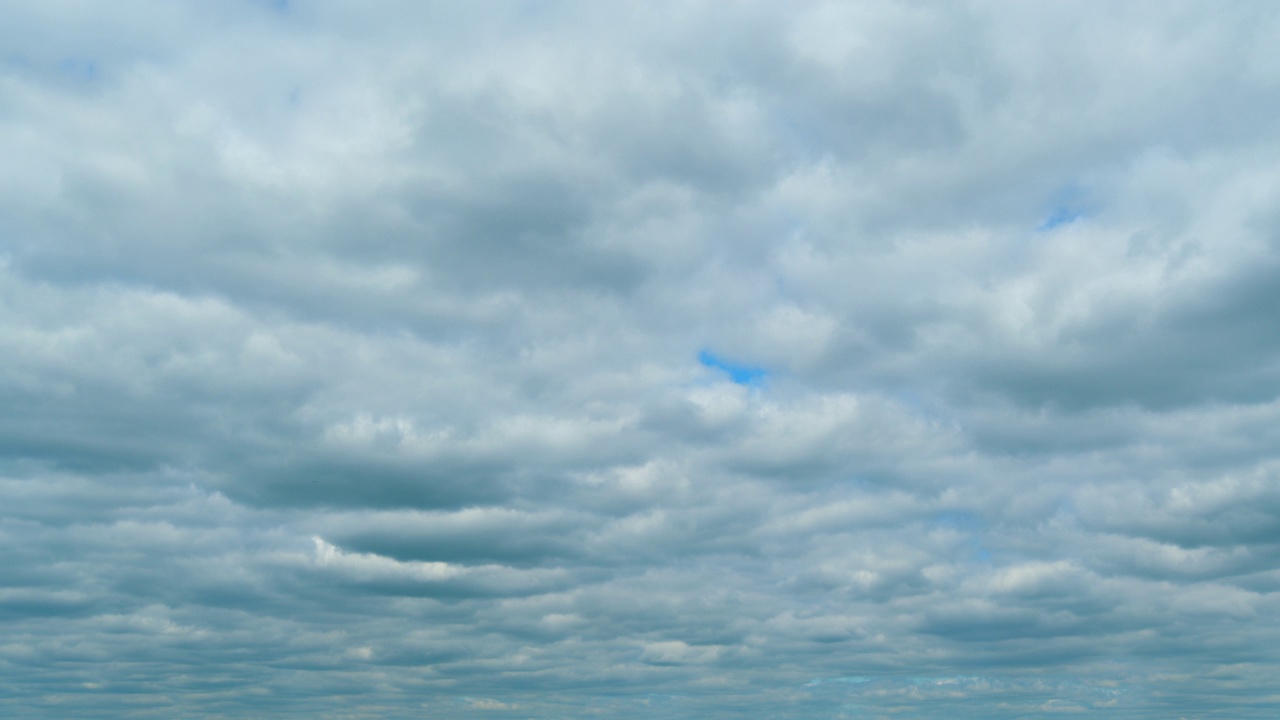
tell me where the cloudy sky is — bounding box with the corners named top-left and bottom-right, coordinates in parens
top-left (3, 1), bottom-right (1280, 718)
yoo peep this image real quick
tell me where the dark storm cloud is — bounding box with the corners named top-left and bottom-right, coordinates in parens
top-left (3, 1), bottom-right (1280, 718)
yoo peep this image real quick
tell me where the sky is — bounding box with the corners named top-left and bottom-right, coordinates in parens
top-left (2, 1), bottom-right (1280, 718)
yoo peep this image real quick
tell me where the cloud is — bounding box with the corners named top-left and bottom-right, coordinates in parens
top-left (2, 1), bottom-right (1280, 718)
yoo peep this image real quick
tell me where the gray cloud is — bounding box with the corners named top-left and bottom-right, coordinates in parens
top-left (3, 1), bottom-right (1280, 718)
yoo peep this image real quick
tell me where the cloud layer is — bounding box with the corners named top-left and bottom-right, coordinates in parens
top-left (3, 1), bottom-right (1280, 718)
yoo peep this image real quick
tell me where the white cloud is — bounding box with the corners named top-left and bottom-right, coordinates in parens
top-left (3, 1), bottom-right (1280, 718)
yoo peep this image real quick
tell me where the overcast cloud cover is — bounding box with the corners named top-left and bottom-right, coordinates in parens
top-left (3, 1), bottom-right (1280, 718)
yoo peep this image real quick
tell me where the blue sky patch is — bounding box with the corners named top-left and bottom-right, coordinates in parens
top-left (698, 350), bottom-right (767, 385)
top-left (1038, 206), bottom-right (1083, 230)
top-left (1038, 183), bottom-right (1093, 231)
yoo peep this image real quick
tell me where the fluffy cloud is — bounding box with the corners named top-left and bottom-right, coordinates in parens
top-left (3, 1), bottom-right (1279, 718)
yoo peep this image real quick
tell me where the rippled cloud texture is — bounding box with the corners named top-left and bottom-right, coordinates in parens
top-left (3, 1), bottom-right (1280, 718)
